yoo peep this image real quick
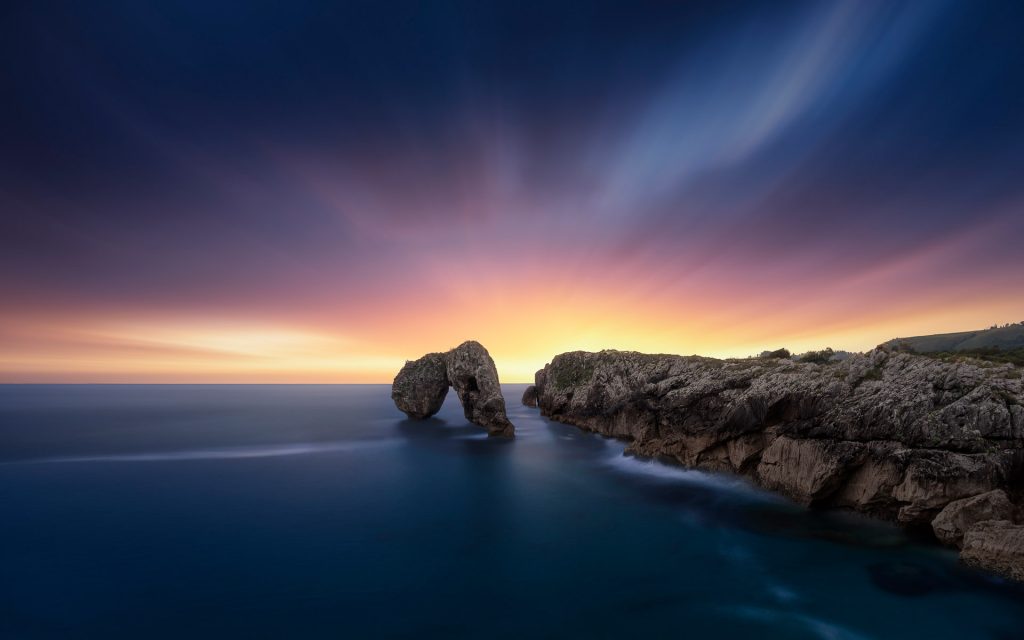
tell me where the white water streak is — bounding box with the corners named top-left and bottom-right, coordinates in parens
top-left (1, 439), bottom-right (397, 466)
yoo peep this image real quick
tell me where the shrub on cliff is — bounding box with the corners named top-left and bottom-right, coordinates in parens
top-left (799, 348), bottom-right (835, 364)
top-left (930, 346), bottom-right (1024, 367)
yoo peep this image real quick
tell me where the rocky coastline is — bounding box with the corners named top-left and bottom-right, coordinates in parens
top-left (524, 348), bottom-right (1024, 580)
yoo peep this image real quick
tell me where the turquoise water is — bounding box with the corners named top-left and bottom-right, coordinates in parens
top-left (1, 384), bottom-right (1022, 639)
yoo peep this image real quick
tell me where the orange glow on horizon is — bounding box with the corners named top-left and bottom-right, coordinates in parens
top-left (3, 209), bottom-right (1022, 384)
top-left (3, 273), bottom-right (1022, 383)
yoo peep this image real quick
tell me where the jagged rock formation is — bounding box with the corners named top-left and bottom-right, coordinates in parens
top-left (528, 348), bottom-right (1024, 579)
top-left (392, 341), bottom-right (514, 437)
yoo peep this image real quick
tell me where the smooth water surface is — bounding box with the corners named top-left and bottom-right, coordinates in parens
top-left (2, 385), bottom-right (1022, 639)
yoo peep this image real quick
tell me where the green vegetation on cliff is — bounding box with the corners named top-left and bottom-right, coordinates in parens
top-left (884, 323), bottom-right (1024, 353)
top-left (884, 323), bottom-right (1024, 367)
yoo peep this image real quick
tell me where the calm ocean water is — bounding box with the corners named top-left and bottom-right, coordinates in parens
top-left (1, 384), bottom-right (1022, 639)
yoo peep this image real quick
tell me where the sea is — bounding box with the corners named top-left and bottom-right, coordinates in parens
top-left (2, 384), bottom-right (1023, 639)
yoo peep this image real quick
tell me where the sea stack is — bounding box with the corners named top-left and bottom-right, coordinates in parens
top-left (392, 340), bottom-right (514, 437)
top-left (521, 385), bottom-right (539, 408)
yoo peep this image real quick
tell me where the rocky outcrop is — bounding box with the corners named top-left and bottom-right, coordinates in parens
top-left (391, 352), bottom-right (450, 419)
top-left (757, 437), bottom-right (866, 505)
top-left (446, 341), bottom-right (514, 438)
top-left (961, 520), bottom-right (1024, 581)
top-left (529, 347), bottom-right (1024, 578)
top-left (522, 385), bottom-right (539, 408)
top-left (392, 341), bottom-right (514, 437)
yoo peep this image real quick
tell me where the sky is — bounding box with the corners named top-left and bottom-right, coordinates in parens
top-left (2, 0), bottom-right (1023, 383)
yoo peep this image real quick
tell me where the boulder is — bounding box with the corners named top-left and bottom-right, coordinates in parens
top-left (961, 520), bottom-right (1024, 581)
top-left (522, 385), bottom-right (538, 408)
top-left (931, 490), bottom-right (1014, 547)
top-left (891, 451), bottom-right (1005, 525)
top-left (391, 352), bottom-right (449, 419)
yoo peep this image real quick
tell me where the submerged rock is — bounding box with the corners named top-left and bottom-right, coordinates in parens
top-left (527, 347), bottom-right (1024, 579)
top-left (867, 562), bottom-right (952, 597)
top-left (392, 341), bottom-right (514, 437)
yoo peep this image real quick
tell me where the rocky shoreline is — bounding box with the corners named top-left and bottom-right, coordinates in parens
top-left (524, 348), bottom-right (1024, 580)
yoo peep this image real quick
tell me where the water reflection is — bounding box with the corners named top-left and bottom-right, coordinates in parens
top-left (395, 417), bottom-right (515, 457)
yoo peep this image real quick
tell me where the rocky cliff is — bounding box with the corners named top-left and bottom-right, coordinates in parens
top-left (393, 341), bottom-right (514, 437)
top-left (526, 348), bottom-right (1024, 579)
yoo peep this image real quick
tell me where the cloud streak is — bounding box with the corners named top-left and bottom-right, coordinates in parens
top-left (1, 0), bottom-right (1023, 381)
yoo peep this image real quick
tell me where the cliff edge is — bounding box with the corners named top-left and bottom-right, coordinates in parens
top-left (527, 348), bottom-right (1024, 579)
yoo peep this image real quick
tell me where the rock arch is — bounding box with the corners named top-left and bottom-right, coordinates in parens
top-left (392, 341), bottom-right (514, 437)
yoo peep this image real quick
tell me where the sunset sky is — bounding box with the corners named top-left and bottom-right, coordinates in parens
top-left (2, 0), bottom-right (1023, 383)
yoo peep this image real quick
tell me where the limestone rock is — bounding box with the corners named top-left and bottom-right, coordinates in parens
top-left (447, 341), bottom-right (514, 438)
top-left (833, 448), bottom-right (905, 514)
top-left (961, 520), bottom-right (1024, 581)
top-left (891, 451), bottom-right (1006, 524)
top-left (392, 341), bottom-right (514, 437)
top-left (756, 437), bottom-right (865, 505)
top-left (391, 352), bottom-right (449, 419)
top-left (527, 347), bottom-right (1024, 578)
top-left (522, 385), bottom-right (539, 408)
top-left (931, 490), bottom-right (1014, 547)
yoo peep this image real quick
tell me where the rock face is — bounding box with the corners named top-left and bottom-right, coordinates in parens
top-left (961, 520), bottom-right (1024, 581)
top-left (392, 341), bottom-right (514, 437)
top-left (529, 348), bottom-right (1024, 578)
top-left (932, 490), bottom-right (1014, 546)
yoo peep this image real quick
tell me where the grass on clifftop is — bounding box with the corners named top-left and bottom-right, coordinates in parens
top-left (916, 347), bottom-right (1024, 368)
top-left (552, 360), bottom-right (596, 391)
top-left (884, 323), bottom-right (1024, 353)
